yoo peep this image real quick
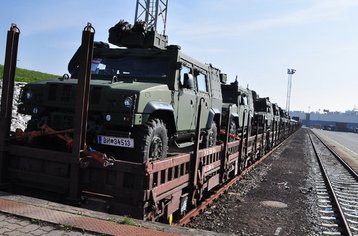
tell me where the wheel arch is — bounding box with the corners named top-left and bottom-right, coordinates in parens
top-left (206, 108), bottom-right (222, 129)
top-left (148, 110), bottom-right (176, 137)
top-left (230, 112), bottom-right (239, 127)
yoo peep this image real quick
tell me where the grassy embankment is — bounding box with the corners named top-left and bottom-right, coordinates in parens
top-left (0, 64), bottom-right (59, 83)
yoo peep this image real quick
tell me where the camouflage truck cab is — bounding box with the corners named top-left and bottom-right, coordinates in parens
top-left (18, 35), bottom-right (224, 163)
top-left (221, 80), bottom-right (254, 138)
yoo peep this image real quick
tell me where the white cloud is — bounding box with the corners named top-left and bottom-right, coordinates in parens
top-left (236, 0), bottom-right (358, 35)
top-left (170, 0), bottom-right (358, 39)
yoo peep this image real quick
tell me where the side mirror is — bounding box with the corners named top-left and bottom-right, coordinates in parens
top-left (220, 73), bottom-right (227, 84)
top-left (183, 73), bottom-right (194, 89)
top-left (174, 62), bottom-right (182, 69)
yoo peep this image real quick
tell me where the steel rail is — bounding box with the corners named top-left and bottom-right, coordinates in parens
top-left (308, 130), bottom-right (353, 236)
top-left (312, 131), bottom-right (358, 181)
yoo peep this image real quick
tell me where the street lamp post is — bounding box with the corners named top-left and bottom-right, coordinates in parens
top-left (286, 68), bottom-right (296, 115)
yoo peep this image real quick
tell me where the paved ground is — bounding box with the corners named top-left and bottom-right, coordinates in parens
top-left (313, 128), bottom-right (358, 157)
top-left (313, 128), bottom-right (358, 172)
top-left (0, 191), bottom-right (226, 236)
top-left (0, 212), bottom-right (95, 236)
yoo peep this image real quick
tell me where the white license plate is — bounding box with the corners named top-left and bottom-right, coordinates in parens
top-left (97, 135), bottom-right (134, 148)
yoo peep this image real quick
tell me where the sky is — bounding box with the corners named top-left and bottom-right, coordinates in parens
top-left (1, 0), bottom-right (358, 113)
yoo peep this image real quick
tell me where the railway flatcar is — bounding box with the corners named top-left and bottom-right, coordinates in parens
top-left (0, 21), bottom-right (300, 224)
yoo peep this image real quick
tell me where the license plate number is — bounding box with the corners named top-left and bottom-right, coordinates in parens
top-left (97, 135), bottom-right (134, 148)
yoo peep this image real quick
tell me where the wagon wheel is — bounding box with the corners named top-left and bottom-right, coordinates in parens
top-left (238, 160), bottom-right (245, 173)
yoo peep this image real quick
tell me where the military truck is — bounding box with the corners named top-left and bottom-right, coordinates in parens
top-left (221, 79), bottom-right (254, 139)
top-left (271, 103), bottom-right (281, 125)
top-left (279, 107), bottom-right (290, 133)
top-left (252, 95), bottom-right (273, 133)
top-left (279, 107), bottom-right (289, 123)
top-left (18, 22), bottom-right (225, 163)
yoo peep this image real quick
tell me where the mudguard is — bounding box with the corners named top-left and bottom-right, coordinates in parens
top-left (206, 108), bottom-right (221, 129)
top-left (143, 101), bottom-right (174, 114)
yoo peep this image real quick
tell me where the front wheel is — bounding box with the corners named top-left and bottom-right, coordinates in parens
top-left (135, 118), bottom-right (168, 163)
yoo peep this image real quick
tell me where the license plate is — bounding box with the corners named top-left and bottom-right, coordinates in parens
top-left (97, 135), bottom-right (134, 148)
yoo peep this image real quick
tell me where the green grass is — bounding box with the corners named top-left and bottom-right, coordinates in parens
top-left (119, 216), bottom-right (137, 226)
top-left (0, 64), bottom-right (60, 82)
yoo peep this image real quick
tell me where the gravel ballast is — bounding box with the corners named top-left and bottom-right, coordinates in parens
top-left (187, 129), bottom-right (320, 235)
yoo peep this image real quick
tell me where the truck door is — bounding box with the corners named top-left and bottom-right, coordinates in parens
top-left (176, 64), bottom-right (197, 131)
top-left (194, 68), bottom-right (210, 129)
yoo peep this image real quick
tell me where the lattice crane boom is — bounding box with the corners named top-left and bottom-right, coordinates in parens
top-left (135, 0), bottom-right (169, 35)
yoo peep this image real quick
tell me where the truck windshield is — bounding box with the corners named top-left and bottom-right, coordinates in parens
top-left (255, 100), bottom-right (268, 112)
top-left (90, 56), bottom-right (170, 80)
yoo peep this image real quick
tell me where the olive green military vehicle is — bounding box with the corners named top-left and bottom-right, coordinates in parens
top-left (252, 96), bottom-right (273, 133)
top-left (279, 107), bottom-right (289, 126)
top-left (221, 80), bottom-right (254, 138)
top-left (18, 22), bottom-right (225, 163)
top-left (271, 103), bottom-right (281, 124)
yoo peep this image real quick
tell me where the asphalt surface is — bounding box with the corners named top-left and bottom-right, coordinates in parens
top-left (313, 129), bottom-right (358, 157)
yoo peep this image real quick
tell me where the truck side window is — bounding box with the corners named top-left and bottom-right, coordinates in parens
top-left (241, 96), bottom-right (248, 106)
top-left (196, 72), bottom-right (208, 92)
top-left (180, 65), bottom-right (192, 88)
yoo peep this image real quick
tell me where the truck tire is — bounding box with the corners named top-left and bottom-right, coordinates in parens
top-left (136, 118), bottom-right (168, 163)
top-left (201, 122), bottom-right (217, 148)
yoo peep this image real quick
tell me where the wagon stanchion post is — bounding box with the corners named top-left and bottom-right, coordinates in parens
top-left (244, 109), bottom-right (250, 158)
top-left (277, 120), bottom-right (279, 144)
top-left (266, 120), bottom-right (271, 152)
top-left (277, 119), bottom-right (281, 143)
top-left (0, 24), bottom-right (20, 186)
top-left (191, 98), bottom-right (204, 206)
top-left (221, 104), bottom-right (231, 182)
top-left (278, 119), bottom-right (281, 142)
top-left (277, 119), bottom-right (280, 144)
top-left (246, 110), bottom-right (256, 159)
top-left (68, 23), bottom-right (95, 202)
top-left (262, 115), bottom-right (266, 153)
top-left (276, 120), bottom-right (278, 144)
top-left (237, 109), bottom-right (246, 171)
top-left (254, 114), bottom-right (259, 156)
top-left (271, 120), bottom-right (275, 149)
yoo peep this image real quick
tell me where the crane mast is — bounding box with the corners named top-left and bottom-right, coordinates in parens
top-left (135, 0), bottom-right (168, 35)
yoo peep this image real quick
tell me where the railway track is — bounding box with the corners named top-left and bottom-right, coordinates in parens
top-left (309, 130), bottom-right (358, 236)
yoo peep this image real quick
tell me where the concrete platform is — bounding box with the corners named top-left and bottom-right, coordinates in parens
top-left (0, 191), bottom-right (227, 236)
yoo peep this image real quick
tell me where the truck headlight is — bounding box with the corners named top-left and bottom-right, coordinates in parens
top-left (124, 96), bottom-right (133, 108)
top-left (26, 90), bottom-right (33, 100)
top-left (32, 107), bottom-right (39, 114)
top-left (105, 114), bottom-right (112, 121)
